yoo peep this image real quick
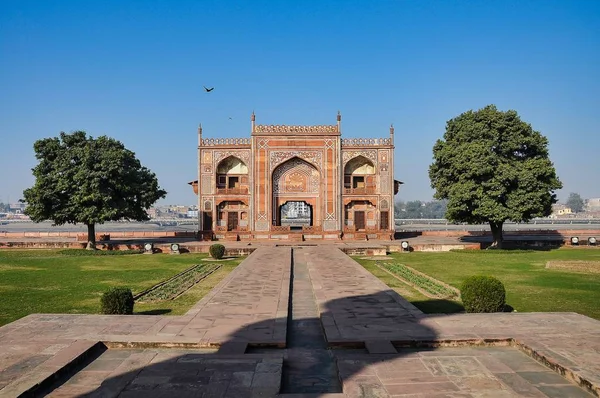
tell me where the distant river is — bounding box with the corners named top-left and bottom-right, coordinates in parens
top-left (0, 221), bottom-right (198, 233)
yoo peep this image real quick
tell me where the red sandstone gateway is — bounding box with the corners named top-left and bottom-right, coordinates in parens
top-left (189, 112), bottom-right (402, 242)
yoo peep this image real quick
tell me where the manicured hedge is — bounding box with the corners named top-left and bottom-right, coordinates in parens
top-left (209, 244), bottom-right (226, 260)
top-left (461, 275), bottom-right (506, 313)
top-left (101, 287), bottom-right (134, 314)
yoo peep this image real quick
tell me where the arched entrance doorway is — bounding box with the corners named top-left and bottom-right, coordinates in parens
top-left (279, 201), bottom-right (313, 230)
top-left (272, 157), bottom-right (320, 228)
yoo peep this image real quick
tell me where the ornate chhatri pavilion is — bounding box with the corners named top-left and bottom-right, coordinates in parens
top-left (189, 112), bottom-right (401, 241)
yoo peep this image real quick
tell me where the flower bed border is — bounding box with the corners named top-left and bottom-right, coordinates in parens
top-left (376, 262), bottom-right (460, 300)
top-left (134, 263), bottom-right (221, 302)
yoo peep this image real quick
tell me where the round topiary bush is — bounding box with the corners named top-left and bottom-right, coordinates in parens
top-left (460, 275), bottom-right (506, 313)
top-left (101, 287), bottom-right (134, 315)
top-left (209, 243), bottom-right (226, 260)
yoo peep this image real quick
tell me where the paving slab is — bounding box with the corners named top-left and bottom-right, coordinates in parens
top-left (44, 348), bottom-right (283, 397)
top-left (181, 246), bottom-right (291, 345)
top-left (0, 245), bottom-right (600, 397)
top-left (301, 246), bottom-right (600, 396)
top-left (336, 347), bottom-right (594, 397)
top-left (302, 246), bottom-right (428, 343)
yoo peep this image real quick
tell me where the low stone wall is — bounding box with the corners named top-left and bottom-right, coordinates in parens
top-left (0, 241), bottom-right (256, 256)
top-left (340, 246), bottom-right (387, 256)
top-left (397, 229), bottom-right (600, 238)
top-left (0, 231), bottom-right (198, 240)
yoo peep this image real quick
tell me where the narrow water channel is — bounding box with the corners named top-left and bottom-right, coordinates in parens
top-left (280, 247), bottom-right (342, 394)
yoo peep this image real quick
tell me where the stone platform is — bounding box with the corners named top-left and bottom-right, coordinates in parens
top-left (1, 246), bottom-right (599, 397)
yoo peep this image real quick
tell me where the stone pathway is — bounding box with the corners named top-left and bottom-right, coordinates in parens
top-left (280, 248), bottom-right (341, 394)
top-left (338, 347), bottom-right (593, 398)
top-left (45, 348), bottom-right (283, 397)
top-left (0, 244), bottom-right (599, 397)
top-left (179, 246), bottom-right (290, 345)
top-left (307, 246), bottom-right (428, 343)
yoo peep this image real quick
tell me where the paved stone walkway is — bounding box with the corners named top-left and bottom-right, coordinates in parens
top-left (45, 349), bottom-right (283, 397)
top-left (179, 246), bottom-right (290, 345)
top-left (337, 347), bottom-right (593, 398)
top-left (280, 248), bottom-right (341, 394)
top-left (307, 246), bottom-right (426, 344)
top-left (0, 245), bottom-right (599, 397)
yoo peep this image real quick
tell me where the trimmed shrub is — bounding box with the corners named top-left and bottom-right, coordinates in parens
top-left (460, 275), bottom-right (506, 313)
top-left (209, 244), bottom-right (226, 260)
top-left (101, 287), bottom-right (134, 315)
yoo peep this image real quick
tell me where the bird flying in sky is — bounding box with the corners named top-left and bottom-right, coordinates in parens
top-left (203, 86), bottom-right (214, 92)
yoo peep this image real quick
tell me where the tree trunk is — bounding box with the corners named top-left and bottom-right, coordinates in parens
top-left (489, 221), bottom-right (504, 249)
top-left (86, 223), bottom-right (96, 249)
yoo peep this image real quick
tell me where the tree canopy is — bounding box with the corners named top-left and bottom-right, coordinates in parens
top-left (23, 131), bottom-right (167, 245)
top-left (566, 192), bottom-right (585, 213)
top-left (395, 200), bottom-right (447, 219)
top-left (429, 105), bottom-right (562, 247)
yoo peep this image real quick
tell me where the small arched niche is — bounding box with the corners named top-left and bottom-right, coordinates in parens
top-left (216, 156), bottom-right (249, 191)
top-left (344, 156), bottom-right (375, 190)
top-left (217, 156), bottom-right (248, 174)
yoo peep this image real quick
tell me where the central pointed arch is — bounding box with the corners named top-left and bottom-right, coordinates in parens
top-left (271, 157), bottom-right (321, 227)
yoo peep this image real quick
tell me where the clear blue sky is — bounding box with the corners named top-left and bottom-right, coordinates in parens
top-left (1, 0), bottom-right (599, 206)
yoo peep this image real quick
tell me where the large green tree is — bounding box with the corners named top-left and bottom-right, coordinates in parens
top-left (429, 105), bottom-right (562, 248)
top-left (23, 131), bottom-right (167, 245)
top-left (566, 192), bottom-right (585, 213)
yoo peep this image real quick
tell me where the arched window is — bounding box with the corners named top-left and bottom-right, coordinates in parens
top-left (216, 156), bottom-right (248, 191)
top-left (344, 156), bottom-right (375, 190)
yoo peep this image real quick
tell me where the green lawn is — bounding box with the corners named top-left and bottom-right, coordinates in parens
top-left (355, 248), bottom-right (600, 320)
top-left (0, 250), bottom-right (243, 326)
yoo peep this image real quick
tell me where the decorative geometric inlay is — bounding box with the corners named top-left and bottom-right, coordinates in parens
top-left (203, 165), bottom-right (212, 174)
top-left (201, 175), bottom-right (212, 194)
top-left (254, 125), bottom-right (338, 134)
top-left (258, 139), bottom-right (269, 149)
top-left (255, 221), bottom-right (269, 231)
top-left (342, 150), bottom-right (378, 167)
top-left (325, 139), bottom-right (336, 149)
top-left (204, 200), bottom-right (212, 211)
top-left (214, 150), bottom-right (251, 166)
top-left (380, 199), bottom-right (389, 210)
top-left (380, 150), bottom-right (389, 162)
top-left (380, 163), bottom-right (389, 172)
top-left (380, 179), bottom-right (390, 194)
top-left (273, 158), bottom-right (319, 194)
top-left (323, 220), bottom-right (337, 231)
top-left (325, 212), bottom-right (336, 220)
top-left (202, 151), bottom-right (213, 163)
top-left (270, 151), bottom-right (323, 172)
top-left (257, 212), bottom-right (268, 221)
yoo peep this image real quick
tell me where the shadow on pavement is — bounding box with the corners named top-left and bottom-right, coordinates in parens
top-left (43, 291), bottom-right (440, 397)
top-left (410, 299), bottom-right (465, 314)
top-left (134, 309), bottom-right (172, 316)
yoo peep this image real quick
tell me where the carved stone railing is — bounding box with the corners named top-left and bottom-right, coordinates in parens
top-left (201, 138), bottom-right (251, 146)
top-left (215, 225), bottom-right (248, 232)
top-left (302, 225), bottom-right (322, 232)
top-left (341, 138), bottom-right (392, 146)
top-left (344, 187), bottom-right (376, 195)
top-left (271, 225), bottom-right (291, 232)
top-left (216, 188), bottom-right (249, 195)
top-left (253, 125), bottom-right (338, 135)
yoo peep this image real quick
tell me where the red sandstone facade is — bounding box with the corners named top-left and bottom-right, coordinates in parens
top-left (189, 113), bottom-right (400, 241)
